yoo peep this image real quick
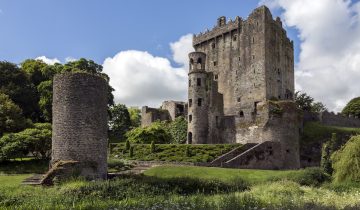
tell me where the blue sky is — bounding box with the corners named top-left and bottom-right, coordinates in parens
top-left (2, 0), bottom-right (359, 112)
top-left (0, 0), bottom-right (299, 65)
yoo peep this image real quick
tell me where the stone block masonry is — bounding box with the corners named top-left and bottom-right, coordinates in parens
top-left (51, 72), bottom-right (108, 180)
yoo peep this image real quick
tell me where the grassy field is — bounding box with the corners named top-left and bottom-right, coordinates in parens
top-left (0, 165), bottom-right (359, 209)
top-left (111, 143), bottom-right (240, 162)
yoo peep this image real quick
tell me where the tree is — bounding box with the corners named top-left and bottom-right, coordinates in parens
top-left (125, 121), bottom-right (171, 144)
top-left (168, 117), bottom-right (187, 144)
top-left (294, 91), bottom-right (327, 113)
top-left (0, 123), bottom-right (51, 161)
top-left (37, 80), bottom-right (53, 122)
top-left (331, 135), bottom-right (360, 183)
top-left (128, 107), bottom-right (141, 128)
top-left (109, 104), bottom-right (132, 142)
top-left (0, 93), bottom-right (29, 136)
top-left (0, 61), bottom-right (40, 121)
top-left (342, 97), bottom-right (360, 118)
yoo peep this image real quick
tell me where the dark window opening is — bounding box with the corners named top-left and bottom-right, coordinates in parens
top-left (252, 55), bottom-right (255, 60)
top-left (278, 95), bottom-right (281, 99)
top-left (239, 111), bottom-right (244, 117)
top-left (269, 150), bottom-right (273, 155)
top-left (307, 158), bottom-right (312, 163)
top-left (189, 99), bottom-right (192, 107)
top-left (213, 61), bottom-right (217, 66)
top-left (198, 98), bottom-right (202, 106)
top-left (254, 101), bottom-right (259, 115)
top-left (239, 57), bottom-right (241, 61)
top-left (188, 132), bottom-right (192, 144)
top-left (212, 43), bottom-right (216, 49)
top-left (197, 78), bottom-right (201, 86)
top-left (189, 115), bottom-right (192, 122)
top-left (237, 97), bottom-right (241, 102)
top-left (233, 35), bottom-right (237, 41)
top-left (252, 37), bottom-right (255, 43)
top-left (286, 149), bottom-right (290, 153)
top-left (189, 79), bottom-right (191, 87)
top-left (214, 74), bottom-right (218, 80)
top-left (190, 58), bottom-right (194, 70)
top-left (176, 104), bottom-right (184, 115)
top-left (197, 58), bottom-right (202, 64)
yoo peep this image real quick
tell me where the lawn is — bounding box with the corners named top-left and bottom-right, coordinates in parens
top-left (0, 164), bottom-right (359, 209)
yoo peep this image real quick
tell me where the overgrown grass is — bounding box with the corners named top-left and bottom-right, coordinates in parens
top-left (144, 166), bottom-right (330, 186)
top-left (0, 171), bottom-right (359, 209)
top-left (302, 122), bottom-right (360, 144)
top-left (111, 143), bottom-right (240, 162)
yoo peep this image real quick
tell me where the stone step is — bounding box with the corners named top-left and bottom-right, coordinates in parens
top-left (210, 143), bottom-right (258, 167)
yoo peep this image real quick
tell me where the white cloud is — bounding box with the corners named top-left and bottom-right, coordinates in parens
top-left (170, 34), bottom-right (194, 66)
top-left (65, 57), bottom-right (77, 63)
top-left (103, 34), bottom-right (194, 107)
top-left (35, 56), bottom-right (60, 65)
top-left (260, 0), bottom-right (360, 112)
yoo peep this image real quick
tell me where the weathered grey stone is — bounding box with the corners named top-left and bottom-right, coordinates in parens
top-left (51, 72), bottom-right (108, 180)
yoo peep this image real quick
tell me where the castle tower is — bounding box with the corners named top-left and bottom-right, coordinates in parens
top-left (51, 73), bottom-right (108, 179)
top-left (187, 52), bottom-right (209, 144)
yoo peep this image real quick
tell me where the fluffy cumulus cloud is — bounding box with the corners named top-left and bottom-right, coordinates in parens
top-left (35, 56), bottom-right (60, 65)
top-left (103, 34), bottom-right (194, 107)
top-left (260, 0), bottom-right (360, 112)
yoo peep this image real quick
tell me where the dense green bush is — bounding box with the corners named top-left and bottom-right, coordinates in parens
top-left (287, 167), bottom-right (330, 186)
top-left (125, 121), bottom-right (171, 144)
top-left (0, 123), bottom-right (51, 161)
top-left (332, 135), bottom-right (360, 183)
top-left (167, 117), bottom-right (187, 144)
top-left (342, 97), bottom-right (360, 118)
top-left (112, 143), bottom-right (240, 163)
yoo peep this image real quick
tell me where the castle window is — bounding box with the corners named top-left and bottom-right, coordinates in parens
top-left (190, 58), bottom-right (194, 70)
top-left (213, 61), bottom-right (217, 66)
top-left (277, 68), bottom-right (280, 74)
top-left (189, 99), bottom-right (192, 107)
top-left (188, 132), bottom-right (192, 144)
top-left (233, 35), bottom-right (237, 41)
top-left (189, 79), bottom-right (191, 87)
top-left (198, 98), bottom-right (202, 106)
top-left (197, 58), bottom-right (202, 64)
top-left (237, 97), bottom-right (241, 102)
top-left (252, 37), bottom-right (255, 43)
top-left (252, 55), bottom-right (255, 60)
top-left (214, 74), bottom-right (218, 80)
top-left (239, 111), bottom-right (244, 117)
top-left (189, 115), bottom-right (192, 122)
top-left (197, 78), bottom-right (201, 86)
top-left (278, 95), bottom-right (281, 99)
top-left (212, 43), bottom-right (216, 49)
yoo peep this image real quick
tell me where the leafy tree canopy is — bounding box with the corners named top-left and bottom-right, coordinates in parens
top-left (168, 117), bottom-right (187, 144)
top-left (109, 104), bottom-right (132, 141)
top-left (294, 91), bottom-right (327, 113)
top-left (342, 97), bottom-right (360, 118)
top-left (125, 121), bottom-right (171, 144)
top-left (0, 92), bottom-right (30, 136)
top-left (128, 107), bottom-right (141, 128)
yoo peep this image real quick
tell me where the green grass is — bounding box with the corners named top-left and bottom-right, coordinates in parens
top-left (0, 167), bottom-right (358, 209)
top-left (144, 166), bottom-right (329, 186)
top-left (302, 122), bottom-right (360, 144)
top-left (111, 143), bottom-right (240, 162)
top-left (0, 158), bottom-right (48, 174)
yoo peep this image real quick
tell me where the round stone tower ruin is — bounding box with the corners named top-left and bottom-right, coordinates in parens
top-left (187, 52), bottom-right (209, 144)
top-left (51, 72), bottom-right (108, 180)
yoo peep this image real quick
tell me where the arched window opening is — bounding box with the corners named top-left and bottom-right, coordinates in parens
top-left (239, 111), bottom-right (244, 117)
top-left (190, 58), bottom-right (194, 70)
top-left (188, 132), bottom-right (193, 144)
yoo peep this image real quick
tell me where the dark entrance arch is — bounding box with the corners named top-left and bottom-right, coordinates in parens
top-left (188, 132), bottom-right (192, 144)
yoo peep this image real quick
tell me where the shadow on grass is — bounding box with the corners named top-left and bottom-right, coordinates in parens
top-left (0, 159), bottom-right (48, 174)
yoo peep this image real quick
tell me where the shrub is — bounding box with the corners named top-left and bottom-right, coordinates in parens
top-left (150, 141), bottom-right (156, 153)
top-left (129, 146), bottom-right (134, 157)
top-left (321, 133), bottom-right (342, 174)
top-left (273, 167), bottom-right (330, 186)
top-left (168, 117), bottom-right (187, 144)
top-left (332, 135), bottom-right (360, 183)
top-left (125, 140), bottom-right (130, 150)
top-left (185, 146), bottom-right (191, 157)
top-left (125, 121), bottom-right (171, 144)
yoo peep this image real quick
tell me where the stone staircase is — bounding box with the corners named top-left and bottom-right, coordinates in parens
top-left (209, 143), bottom-right (258, 167)
top-left (22, 174), bottom-right (44, 186)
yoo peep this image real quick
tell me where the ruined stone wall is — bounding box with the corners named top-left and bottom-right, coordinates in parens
top-left (161, 101), bottom-right (187, 121)
top-left (141, 106), bottom-right (170, 127)
top-left (51, 73), bottom-right (108, 180)
top-left (319, 111), bottom-right (360, 128)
